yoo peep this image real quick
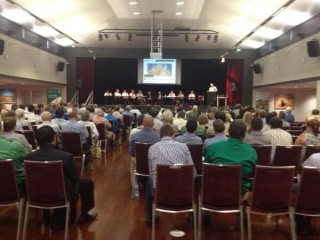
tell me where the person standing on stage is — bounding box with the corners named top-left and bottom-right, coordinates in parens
top-left (209, 83), bottom-right (218, 92)
top-left (104, 90), bottom-right (112, 104)
top-left (114, 89), bottom-right (121, 104)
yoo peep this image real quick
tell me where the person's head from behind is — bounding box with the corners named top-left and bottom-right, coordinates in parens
top-left (36, 126), bottom-right (55, 146)
top-left (307, 119), bottom-right (320, 136)
top-left (137, 114), bottom-right (145, 126)
top-left (143, 115), bottom-right (154, 128)
top-left (229, 120), bottom-right (247, 139)
top-left (270, 117), bottom-right (283, 129)
top-left (3, 116), bottom-right (16, 132)
top-left (278, 111), bottom-right (286, 120)
top-left (162, 110), bottom-right (173, 124)
top-left (160, 124), bottom-right (175, 138)
top-left (215, 111), bottom-right (226, 123)
top-left (80, 109), bottom-right (90, 121)
top-left (55, 107), bottom-right (65, 118)
top-left (177, 111), bottom-right (185, 119)
top-left (186, 119), bottom-right (198, 133)
top-left (250, 117), bottom-right (263, 131)
top-left (213, 119), bottom-right (225, 133)
top-left (266, 112), bottom-right (277, 125)
top-left (148, 107), bottom-right (160, 118)
top-left (68, 110), bottom-right (78, 120)
top-left (286, 106), bottom-right (292, 113)
top-left (40, 111), bottom-right (52, 122)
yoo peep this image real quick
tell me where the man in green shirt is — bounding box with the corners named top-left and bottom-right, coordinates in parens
top-left (0, 124), bottom-right (28, 192)
top-left (204, 119), bottom-right (257, 195)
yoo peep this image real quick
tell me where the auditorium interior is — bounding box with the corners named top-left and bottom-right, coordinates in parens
top-left (1, 0), bottom-right (320, 239)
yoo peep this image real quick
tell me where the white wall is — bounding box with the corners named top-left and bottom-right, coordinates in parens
top-left (254, 88), bottom-right (315, 122)
top-left (0, 34), bottom-right (67, 84)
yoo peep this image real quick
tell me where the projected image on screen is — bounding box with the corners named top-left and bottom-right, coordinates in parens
top-left (143, 59), bottom-right (176, 84)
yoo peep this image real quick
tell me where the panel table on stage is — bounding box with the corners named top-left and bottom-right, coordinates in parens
top-left (216, 95), bottom-right (228, 107)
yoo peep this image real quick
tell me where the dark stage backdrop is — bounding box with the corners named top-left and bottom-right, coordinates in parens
top-left (93, 58), bottom-right (228, 105)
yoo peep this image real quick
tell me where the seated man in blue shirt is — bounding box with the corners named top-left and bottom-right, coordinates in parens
top-left (175, 119), bottom-right (202, 144)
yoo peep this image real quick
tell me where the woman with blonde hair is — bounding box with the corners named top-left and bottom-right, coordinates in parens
top-left (295, 118), bottom-right (320, 161)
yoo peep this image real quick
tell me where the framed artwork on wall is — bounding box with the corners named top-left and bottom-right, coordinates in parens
top-left (274, 94), bottom-right (295, 109)
top-left (0, 89), bottom-right (16, 103)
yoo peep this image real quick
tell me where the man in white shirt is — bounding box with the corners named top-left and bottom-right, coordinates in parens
top-left (209, 83), bottom-right (218, 92)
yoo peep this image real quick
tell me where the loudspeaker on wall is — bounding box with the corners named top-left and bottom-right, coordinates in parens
top-left (253, 63), bottom-right (262, 74)
top-left (57, 61), bottom-right (65, 72)
top-left (306, 39), bottom-right (320, 57)
top-left (0, 39), bottom-right (4, 55)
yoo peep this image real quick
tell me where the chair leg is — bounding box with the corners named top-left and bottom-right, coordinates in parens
top-left (131, 172), bottom-right (136, 200)
top-left (289, 208), bottom-right (296, 240)
top-left (240, 205), bottom-right (244, 240)
top-left (17, 199), bottom-right (24, 240)
top-left (247, 207), bottom-right (252, 240)
top-left (65, 203), bottom-right (70, 240)
top-left (152, 204), bottom-right (156, 240)
top-left (198, 204), bottom-right (202, 240)
top-left (22, 203), bottom-right (30, 240)
top-left (193, 206), bottom-right (197, 240)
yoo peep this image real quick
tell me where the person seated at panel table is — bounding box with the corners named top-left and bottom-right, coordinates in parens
top-left (177, 90), bottom-right (185, 105)
top-left (168, 90), bottom-right (176, 98)
top-left (104, 89), bottom-right (112, 97)
top-left (156, 91), bottom-right (163, 105)
top-left (129, 90), bottom-right (137, 104)
top-left (114, 89), bottom-right (121, 104)
top-left (136, 90), bottom-right (145, 105)
top-left (122, 90), bottom-right (129, 104)
top-left (146, 91), bottom-right (153, 104)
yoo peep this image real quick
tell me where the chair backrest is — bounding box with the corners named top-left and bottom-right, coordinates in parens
top-left (123, 115), bottom-right (132, 128)
top-left (135, 142), bottom-right (152, 176)
top-left (273, 145), bottom-right (302, 172)
top-left (0, 159), bottom-right (20, 204)
top-left (155, 164), bottom-right (194, 210)
top-left (201, 164), bottom-right (241, 209)
top-left (86, 126), bottom-right (92, 144)
top-left (22, 125), bottom-right (30, 131)
top-left (286, 129), bottom-right (303, 136)
top-left (252, 145), bottom-right (272, 166)
top-left (16, 130), bottom-right (37, 150)
top-left (24, 160), bottom-right (67, 206)
top-left (304, 145), bottom-right (320, 162)
top-left (250, 165), bottom-right (295, 213)
top-left (186, 144), bottom-right (203, 175)
top-left (95, 123), bottom-right (106, 141)
top-left (61, 131), bottom-right (83, 156)
top-left (295, 167), bottom-right (320, 214)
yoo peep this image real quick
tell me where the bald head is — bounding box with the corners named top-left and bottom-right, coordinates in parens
top-left (143, 115), bottom-right (154, 128)
top-left (41, 111), bottom-right (52, 121)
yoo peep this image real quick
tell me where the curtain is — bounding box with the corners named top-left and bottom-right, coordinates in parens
top-left (225, 59), bottom-right (243, 106)
top-left (76, 58), bottom-right (94, 104)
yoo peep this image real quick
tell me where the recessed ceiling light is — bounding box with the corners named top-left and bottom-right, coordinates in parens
top-left (133, 12), bottom-right (140, 15)
top-left (129, 1), bottom-right (137, 5)
top-left (176, 12), bottom-right (183, 16)
top-left (176, 2), bottom-right (185, 5)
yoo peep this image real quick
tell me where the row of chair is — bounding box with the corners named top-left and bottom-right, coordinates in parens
top-left (0, 159), bottom-right (69, 240)
top-left (151, 164), bottom-right (320, 240)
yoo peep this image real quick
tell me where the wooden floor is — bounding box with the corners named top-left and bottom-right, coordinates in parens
top-left (1, 139), bottom-right (320, 240)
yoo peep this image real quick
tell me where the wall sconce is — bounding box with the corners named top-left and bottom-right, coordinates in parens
top-left (116, 34), bottom-right (121, 40)
top-left (195, 34), bottom-right (200, 41)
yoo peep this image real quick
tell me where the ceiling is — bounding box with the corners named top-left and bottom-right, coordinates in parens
top-left (1, 0), bottom-right (320, 50)
top-left (0, 0), bottom-right (320, 90)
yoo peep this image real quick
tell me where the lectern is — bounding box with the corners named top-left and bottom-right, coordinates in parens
top-left (207, 91), bottom-right (216, 106)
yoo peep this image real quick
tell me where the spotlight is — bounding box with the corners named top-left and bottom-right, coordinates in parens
top-left (185, 34), bottom-right (188, 42)
top-left (221, 57), bottom-right (225, 63)
top-left (195, 34), bottom-right (200, 41)
top-left (93, 54), bottom-right (96, 60)
top-left (104, 33), bottom-right (109, 39)
top-left (213, 34), bottom-right (218, 43)
top-left (207, 35), bottom-right (211, 40)
top-left (98, 33), bottom-right (103, 41)
top-left (128, 33), bottom-right (132, 41)
top-left (236, 47), bottom-right (241, 52)
top-left (116, 34), bottom-right (121, 40)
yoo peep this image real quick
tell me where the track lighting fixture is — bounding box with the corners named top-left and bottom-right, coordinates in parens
top-left (116, 34), bottom-right (121, 40)
top-left (195, 34), bottom-right (200, 41)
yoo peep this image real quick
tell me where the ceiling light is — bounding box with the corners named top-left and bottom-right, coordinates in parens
top-left (254, 27), bottom-right (283, 39)
top-left (98, 33), bottom-right (103, 41)
top-left (116, 34), bottom-right (121, 40)
top-left (236, 47), bottom-right (241, 52)
top-left (195, 34), bottom-right (200, 41)
top-left (221, 57), bottom-right (225, 63)
top-left (32, 25), bottom-right (58, 37)
top-left (129, 1), bottom-right (137, 5)
top-left (176, 12), bottom-right (183, 16)
top-left (2, 9), bottom-right (34, 24)
top-left (242, 39), bottom-right (264, 48)
top-left (273, 10), bottom-right (310, 26)
top-left (133, 12), bottom-right (140, 15)
top-left (54, 38), bottom-right (74, 47)
top-left (176, 2), bottom-right (185, 5)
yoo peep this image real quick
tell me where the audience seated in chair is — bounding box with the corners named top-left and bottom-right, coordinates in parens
top-left (26, 126), bottom-right (97, 231)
